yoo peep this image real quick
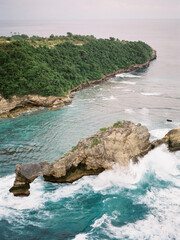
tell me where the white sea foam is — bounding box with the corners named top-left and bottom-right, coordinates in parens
top-left (1, 141), bottom-right (179, 238)
top-left (102, 95), bottom-right (116, 101)
top-left (0, 175), bottom-right (48, 225)
top-left (121, 81), bottom-right (136, 85)
top-left (91, 214), bottom-right (111, 229)
top-left (0, 175), bottom-right (45, 211)
top-left (122, 89), bottom-right (132, 92)
top-left (104, 206), bottom-right (180, 240)
top-left (73, 233), bottom-right (88, 240)
top-left (88, 145), bottom-right (180, 239)
top-left (141, 92), bottom-right (161, 96)
top-left (111, 86), bottom-right (124, 89)
top-left (124, 108), bottom-right (135, 114)
top-left (100, 185), bottom-right (180, 240)
top-left (90, 164), bottom-right (139, 192)
top-left (80, 144), bottom-right (180, 193)
top-left (48, 144), bottom-right (180, 201)
top-left (150, 128), bottom-right (171, 139)
top-left (116, 73), bottom-right (141, 78)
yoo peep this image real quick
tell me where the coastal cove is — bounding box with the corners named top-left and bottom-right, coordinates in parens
top-left (0, 50), bottom-right (156, 118)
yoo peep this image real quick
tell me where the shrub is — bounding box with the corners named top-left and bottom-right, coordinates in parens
top-left (72, 146), bottom-right (77, 151)
top-left (100, 127), bottom-right (108, 131)
top-left (113, 120), bottom-right (122, 127)
top-left (91, 138), bottom-right (101, 148)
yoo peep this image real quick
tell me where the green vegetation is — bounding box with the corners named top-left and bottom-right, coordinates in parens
top-left (100, 127), bottom-right (108, 131)
top-left (0, 34), bottom-right (153, 99)
top-left (83, 145), bottom-right (88, 149)
top-left (65, 152), bottom-right (70, 157)
top-left (137, 123), bottom-right (142, 126)
top-left (113, 121), bottom-right (123, 127)
top-left (72, 146), bottom-right (77, 151)
top-left (91, 139), bottom-right (101, 148)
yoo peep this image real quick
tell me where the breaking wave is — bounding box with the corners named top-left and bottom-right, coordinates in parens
top-left (116, 73), bottom-right (141, 78)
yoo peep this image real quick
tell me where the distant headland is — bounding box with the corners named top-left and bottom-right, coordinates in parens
top-left (0, 33), bottom-right (156, 118)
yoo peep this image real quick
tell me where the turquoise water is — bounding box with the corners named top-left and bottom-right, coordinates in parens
top-left (0, 19), bottom-right (180, 239)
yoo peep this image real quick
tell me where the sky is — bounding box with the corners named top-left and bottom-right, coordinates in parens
top-left (0, 0), bottom-right (179, 20)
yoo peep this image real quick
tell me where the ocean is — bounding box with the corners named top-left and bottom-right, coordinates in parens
top-left (0, 19), bottom-right (180, 239)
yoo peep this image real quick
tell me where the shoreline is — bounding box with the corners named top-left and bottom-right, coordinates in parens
top-left (0, 50), bottom-right (156, 119)
top-left (70, 50), bottom-right (156, 93)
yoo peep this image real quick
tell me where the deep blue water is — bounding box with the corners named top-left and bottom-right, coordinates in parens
top-left (0, 19), bottom-right (180, 239)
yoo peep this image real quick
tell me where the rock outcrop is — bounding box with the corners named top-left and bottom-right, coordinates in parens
top-left (9, 121), bottom-right (151, 196)
top-left (9, 162), bottom-right (51, 196)
top-left (152, 127), bottom-right (180, 151)
top-left (0, 95), bottom-right (72, 118)
top-left (9, 120), bottom-right (180, 197)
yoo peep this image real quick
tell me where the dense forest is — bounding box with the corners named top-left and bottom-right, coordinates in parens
top-left (0, 34), bottom-right (153, 99)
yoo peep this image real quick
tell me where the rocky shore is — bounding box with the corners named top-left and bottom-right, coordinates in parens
top-left (0, 95), bottom-right (72, 118)
top-left (0, 50), bottom-right (156, 119)
top-left (9, 120), bottom-right (180, 197)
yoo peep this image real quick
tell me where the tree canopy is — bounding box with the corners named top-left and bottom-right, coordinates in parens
top-left (0, 35), bottom-right (153, 99)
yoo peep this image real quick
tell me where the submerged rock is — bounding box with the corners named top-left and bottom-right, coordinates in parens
top-left (9, 121), bottom-right (151, 196)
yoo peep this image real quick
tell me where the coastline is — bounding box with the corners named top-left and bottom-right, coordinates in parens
top-left (70, 50), bottom-right (157, 93)
top-left (0, 50), bottom-right (156, 119)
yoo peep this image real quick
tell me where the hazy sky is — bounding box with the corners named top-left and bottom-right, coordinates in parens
top-left (0, 0), bottom-right (179, 20)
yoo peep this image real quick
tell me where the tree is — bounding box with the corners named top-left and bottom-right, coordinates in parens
top-left (67, 32), bottom-right (73, 37)
top-left (49, 34), bottom-right (55, 39)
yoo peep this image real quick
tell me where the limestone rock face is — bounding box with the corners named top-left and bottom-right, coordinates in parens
top-left (9, 121), bottom-right (151, 196)
top-left (0, 94), bottom-right (72, 118)
top-left (152, 127), bottom-right (180, 151)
